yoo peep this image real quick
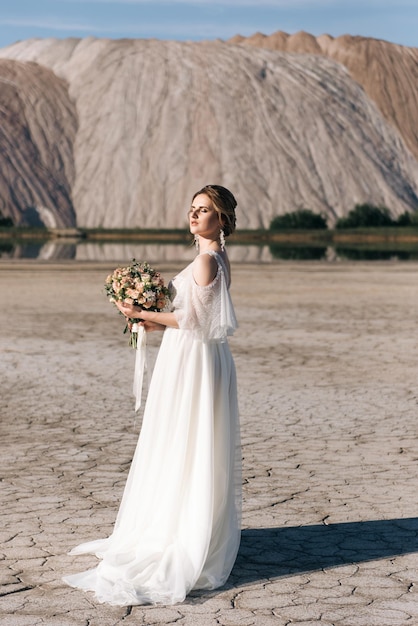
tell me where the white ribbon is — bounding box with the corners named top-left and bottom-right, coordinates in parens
top-left (132, 324), bottom-right (147, 412)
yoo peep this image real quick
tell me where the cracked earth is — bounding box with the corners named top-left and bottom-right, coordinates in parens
top-left (1, 260), bottom-right (418, 625)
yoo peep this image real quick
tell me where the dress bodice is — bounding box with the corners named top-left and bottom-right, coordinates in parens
top-left (171, 251), bottom-right (237, 342)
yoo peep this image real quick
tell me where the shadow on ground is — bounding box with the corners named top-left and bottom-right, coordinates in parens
top-left (227, 517), bottom-right (418, 585)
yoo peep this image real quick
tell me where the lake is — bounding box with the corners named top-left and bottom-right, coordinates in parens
top-left (1, 238), bottom-right (418, 263)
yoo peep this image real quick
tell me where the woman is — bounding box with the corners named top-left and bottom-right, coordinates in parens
top-left (63, 184), bottom-right (241, 605)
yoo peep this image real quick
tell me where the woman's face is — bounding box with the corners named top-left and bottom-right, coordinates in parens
top-left (188, 194), bottom-right (221, 239)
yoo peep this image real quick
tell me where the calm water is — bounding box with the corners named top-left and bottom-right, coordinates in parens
top-left (1, 239), bottom-right (418, 263)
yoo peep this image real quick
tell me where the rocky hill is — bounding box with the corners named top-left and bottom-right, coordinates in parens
top-left (229, 31), bottom-right (418, 162)
top-left (0, 36), bottom-right (417, 229)
top-left (0, 57), bottom-right (77, 227)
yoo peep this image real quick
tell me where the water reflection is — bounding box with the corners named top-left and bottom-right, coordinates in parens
top-left (0, 240), bottom-right (78, 260)
top-left (1, 240), bottom-right (417, 262)
top-left (335, 246), bottom-right (417, 261)
top-left (269, 244), bottom-right (328, 260)
top-left (76, 242), bottom-right (274, 263)
top-left (0, 240), bottom-right (275, 263)
top-left (269, 243), bottom-right (418, 261)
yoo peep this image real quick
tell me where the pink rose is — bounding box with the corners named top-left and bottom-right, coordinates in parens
top-left (126, 288), bottom-right (140, 299)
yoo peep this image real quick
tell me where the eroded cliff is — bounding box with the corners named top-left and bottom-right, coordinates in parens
top-left (0, 37), bottom-right (417, 228)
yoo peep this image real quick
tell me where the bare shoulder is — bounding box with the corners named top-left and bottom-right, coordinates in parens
top-left (193, 253), bottom-right (218, 286)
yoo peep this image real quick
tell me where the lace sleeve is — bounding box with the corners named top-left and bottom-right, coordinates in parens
top-left (172, 258), bottom-right (237, 342)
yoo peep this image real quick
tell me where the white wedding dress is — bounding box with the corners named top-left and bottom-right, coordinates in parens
top-left (63, 251), bottom-right (241, 605)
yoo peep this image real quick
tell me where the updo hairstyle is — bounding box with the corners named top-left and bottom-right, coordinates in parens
top-left (192, 185), bottom-right (237, 237)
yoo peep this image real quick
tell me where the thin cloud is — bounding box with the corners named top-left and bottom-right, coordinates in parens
top-left (0, 16), bottom-right (262, 39)
top-left (0, 17), bottom-right (108, 33)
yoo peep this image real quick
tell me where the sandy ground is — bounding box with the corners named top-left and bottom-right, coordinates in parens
top-left (1, 259), bottom-right (418, 626)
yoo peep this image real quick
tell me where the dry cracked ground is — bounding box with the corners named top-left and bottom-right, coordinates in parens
top-left (1, 259), bottom-right (418, 626)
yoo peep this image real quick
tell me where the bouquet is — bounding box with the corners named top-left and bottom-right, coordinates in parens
top-left (105, 259), bottom-right (170, 348)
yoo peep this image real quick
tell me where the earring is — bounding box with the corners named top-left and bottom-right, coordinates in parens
top-left (219, 230), bottom-right (225, 251)
top-left (194, 234), bottom-right (199, 251)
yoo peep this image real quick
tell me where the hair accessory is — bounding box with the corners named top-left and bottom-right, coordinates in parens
top-left (219, 229), bottom-right (225, 251)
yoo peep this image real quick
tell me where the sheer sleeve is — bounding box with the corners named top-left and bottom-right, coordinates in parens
top-left (172, 254), bottom-right (237, 342)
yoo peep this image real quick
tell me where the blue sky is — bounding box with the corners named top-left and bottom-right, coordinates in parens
top-left (0, 0), bottom-right (416, 49)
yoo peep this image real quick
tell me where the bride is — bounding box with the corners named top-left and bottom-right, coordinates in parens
top-left (63, 185), bottom-right (241, 606)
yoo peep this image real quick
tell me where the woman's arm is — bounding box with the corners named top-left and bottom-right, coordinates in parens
top-left (115, 301), bottom-right (179, 329)
top-left (139, 309), bottom-right (179, 328)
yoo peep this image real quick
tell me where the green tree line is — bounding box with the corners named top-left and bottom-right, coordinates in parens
top-left (0, 210), bottom-right (13, 227)
top-left (270, 204), bottom-right (418, 231)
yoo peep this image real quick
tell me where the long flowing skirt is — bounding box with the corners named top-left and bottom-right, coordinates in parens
top-left (63, 328), bottom-right (241, 605)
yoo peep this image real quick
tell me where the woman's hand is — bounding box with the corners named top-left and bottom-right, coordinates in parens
top-left (115, 301), bottom-right (179, 330)
top-left (115, 300), bottom-right (143, 320)
top-left (136, 309), bottom-right (166, 332)
top-left (115, 302), bottom-right (166, 332)
top-left (138, 320), bottom-right (166, 332)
